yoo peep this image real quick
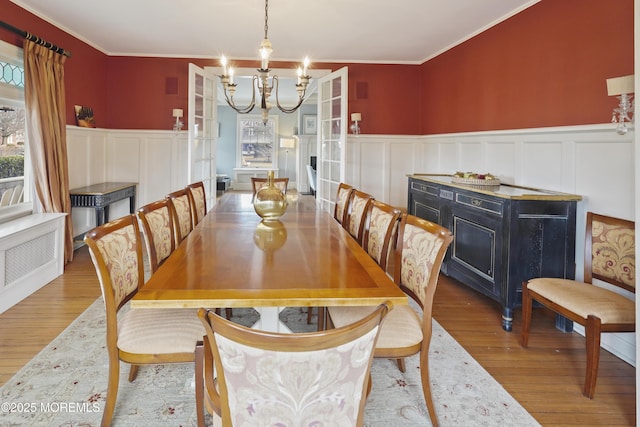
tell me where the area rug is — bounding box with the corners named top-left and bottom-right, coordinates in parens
top-left (0, 299), bottom-right (540, 426)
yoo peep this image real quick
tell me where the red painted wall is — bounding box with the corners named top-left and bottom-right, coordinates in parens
top-left (1, 0), bottom-right (109, 127)
top-left (104, 57), bottom-right (422, 134)
top-left (2, 0), bottom-right (634, 135)
top-left (420, 0), bottom-right (634, 134)
top-left (333, 63), bottom-right (422, 135)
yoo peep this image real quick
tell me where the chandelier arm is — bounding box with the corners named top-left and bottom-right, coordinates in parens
top-left (219, 0), bottom-right (311, 118)
top-left (273, 76), bottom-right (307, 114)
top-left (222, 76), bottom-right (258, 114)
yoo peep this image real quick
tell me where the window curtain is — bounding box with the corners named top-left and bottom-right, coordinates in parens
top-left (23, 40), bottom-right (74, 264)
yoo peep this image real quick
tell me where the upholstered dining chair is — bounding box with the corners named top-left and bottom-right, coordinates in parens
top-left (334, 182), bottom-right (353, 224)
top-left (136, 199), bottom-right (176, 274)
top-left (187, 181), bottom-right (207, 225)
top-left (307, 182), bottom-right (362, 330)
top-left (343, 189), bottom-right (374, 245)
top-left (167, 188), bottom-right (195, 244)
top-left (362, 200), bottom-right (402, 273)
top-left (195, 302), bottom-right (391, 427)
top-left (251, 176), bottom-right (289, 195)
top-left (84, 214), bottom-right (204, 427)
top-left (308, 201), bottom-right (400, 326)
top-left (521, 212), bottom-right (635, 399)
top-left (328, 214), bottom-right (453, 427)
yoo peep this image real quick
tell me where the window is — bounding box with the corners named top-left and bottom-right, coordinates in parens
top-left (0, 40), bottom-right (29, 221)
top-left (237, 115), bottom-right (278, 168)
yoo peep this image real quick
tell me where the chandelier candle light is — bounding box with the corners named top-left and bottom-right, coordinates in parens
top-left (219, 0), bottom-right (311, 124)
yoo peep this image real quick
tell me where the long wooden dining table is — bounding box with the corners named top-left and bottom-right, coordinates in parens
top-left (131, 192), bottom-right (407, 332)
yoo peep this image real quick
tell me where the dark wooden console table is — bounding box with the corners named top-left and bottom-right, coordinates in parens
top-left (407, 174), bottom-right (581, 331)
top-left (70, 182), bottom-right (137, 227)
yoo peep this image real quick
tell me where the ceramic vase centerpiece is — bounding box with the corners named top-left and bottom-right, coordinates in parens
top-left (253, 170), bottom-right (288, 220)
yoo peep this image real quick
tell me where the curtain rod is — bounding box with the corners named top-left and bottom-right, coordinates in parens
top-left (0, 20), bottom-right (72, 58)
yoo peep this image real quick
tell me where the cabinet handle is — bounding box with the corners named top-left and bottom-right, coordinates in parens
top-left (471, 198), bottom-right (482, 207)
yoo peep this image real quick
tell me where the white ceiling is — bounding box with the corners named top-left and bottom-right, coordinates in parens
top-left (12, 0), bottom-right (539, 64)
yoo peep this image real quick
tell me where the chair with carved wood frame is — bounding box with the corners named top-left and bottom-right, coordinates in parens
top-left (334, 182), bottom-right (353, 225)
top-left (251, 177), bottom-right (289, 196)
top-left (84, 214), bottom-right (204, 427)
top-left (362, 200), bottom-right (402, 273)
top-left (136, 199), bottom-right (176, 274)
top-left (187, 181), bottom-right (207, 226)
top-left (167, 188), bottom-right (195, 244)
top-left (343, 189), bottom-right (374, 245)
top-left (195, 302), bottom-right (390, 427)
top-left (521, 211), bottom-right (635, 399)
top-left (306, 182), bottom-right (356, 326)
top-left (328, 214), bottom-right (453, 427)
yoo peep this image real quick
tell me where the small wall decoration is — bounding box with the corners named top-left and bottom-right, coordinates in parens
top-left (303, 115), bottom-right (317, 135)
top-left (74, 105), bottom-right (96, 128)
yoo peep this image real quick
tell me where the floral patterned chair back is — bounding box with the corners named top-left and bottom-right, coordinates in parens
top-left (197, 303), bottom-right (390, 427)
top-left (363, 200), bottom-right (402, 272)
top-left (328, 214), bottom-right (452, 427)
top-left (396, 215), bottom-right (453, 309)
top-left (344, 190), bottom-right (374, 244)
top-left (85, 214), bottom-right (143, 312)
top-left (187, 181), bottom-right (207, 225)
top-left (588, 213), bottom-right (635, 291)
top-left (85, 214), bottom-right (205, 427)
top-left (167, 188), bottom-right (194, 244)
top-left (137, 199), bottom-right (176, 274)
top-left (334, 183), bottom-right (353, 224)
top-left (521, 212), bottom-right (635, 398)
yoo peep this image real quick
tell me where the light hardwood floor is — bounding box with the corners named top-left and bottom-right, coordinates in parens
top-left (0, 243), bottom-right (635, 426)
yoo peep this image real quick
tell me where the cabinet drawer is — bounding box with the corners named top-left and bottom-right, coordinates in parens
top-left (411, 181), bottom-right (439, 197)
top-left (455, 193), bottom-right (503, 215)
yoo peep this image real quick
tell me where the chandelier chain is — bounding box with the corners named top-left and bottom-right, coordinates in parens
top-left (264, 0), bottom-right (269, 39)
top-left (218, 0), bottom-right (311, 122)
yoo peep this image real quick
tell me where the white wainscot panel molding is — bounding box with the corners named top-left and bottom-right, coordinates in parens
top-left (522, 141), bottom-right (565, 191)
top-left (484, 142), bottom-right (517, 183)
top-left (348, 125), bottom-right (634, 367)
top-left (106, 134), bottom-right (142, 183)
top-left (66, 127), bottom-right (188, 234)
top-left (359, 141), bottom-right (386, 197)
top-left (457, 141), bottom-right (485, 173)
top-left (389, 142), bottom-right (417, 208)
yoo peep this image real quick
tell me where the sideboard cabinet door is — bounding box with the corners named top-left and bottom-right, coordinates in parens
top-left (407, 176), bottom-right (578, 331)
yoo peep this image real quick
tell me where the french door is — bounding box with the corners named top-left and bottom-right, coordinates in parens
top-left (188, 63), bottom-right (217, 210)
top-left (316, 67), bottom-right (348, 213)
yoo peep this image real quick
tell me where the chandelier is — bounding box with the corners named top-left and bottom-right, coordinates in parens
top-left (0, 106), bottom-right (25, 145)
top-left (219, 0), bottom-right (311, 124)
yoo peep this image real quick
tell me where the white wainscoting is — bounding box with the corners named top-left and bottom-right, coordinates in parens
top-left (347, 124), bottom-right (635, 366)
top-left (67, 127), bottom-right (188, 237)
top-left (64, 124), bottom-right (635, 366)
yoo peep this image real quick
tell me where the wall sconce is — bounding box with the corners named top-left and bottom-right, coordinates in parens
top-left (606, 75), bottom-right (634, 135)
top-left (172, 108), bottom-right (184, 132)
top-left (280, 137), bottom-right (296, 175)
top-left (350, 112), bottom-right (361, 134)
